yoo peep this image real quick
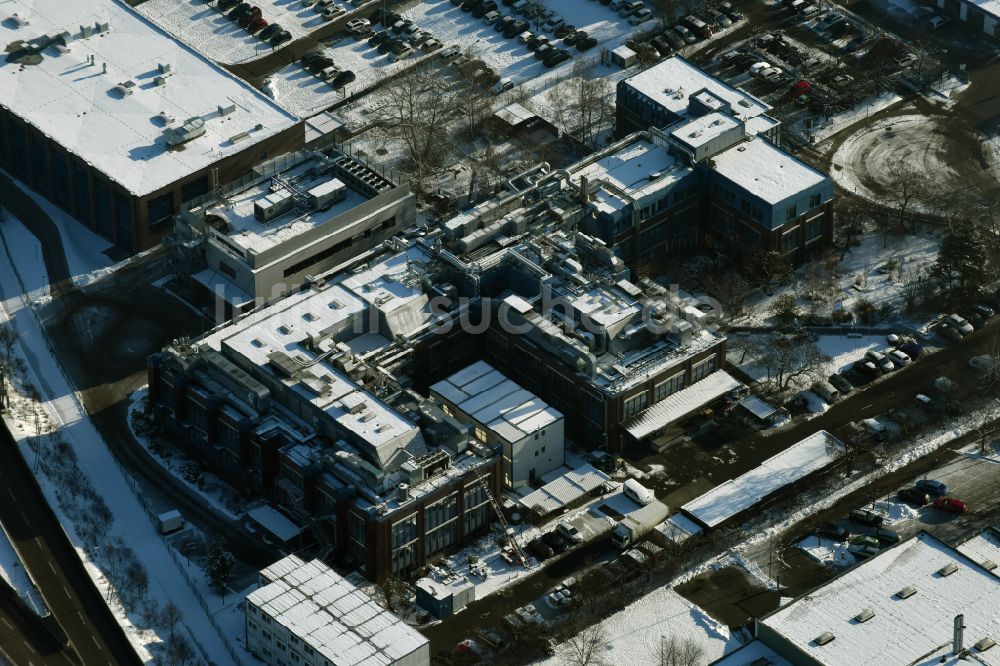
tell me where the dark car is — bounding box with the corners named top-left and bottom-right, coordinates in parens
top-left (535, 43), bottom-right (554, 59)
top-left (849, 508), bottom-right (884, 527)
top-left (554, 24), bottom-right (576, 38)
top-left (504, 19), bottom-right (528, 37)
top-left (916, 479), bottom-right (949, 497)
top-left (331, 70), bottom-right (356, 87)
top-left (269, 29), bottom-right (292, 46)
top-left (527, 538), bottom-right (554, 560)
top-left (543, 48), bottom-right (570, 66)
top-left (720, 0), bottom-right (743, 20)
top-left (229, 3), bottom-right (252, 21)
top-left (495, 15), bottom-right (516, 31)
top-left (651, 36), bottom-right (673, 55)
top-left (897, 487), bottom-right (931, 506)
top-left (899, 341), bottom-right (924, 360)
top-left (575, 36), bottom-right (597, 51)
top-left (828, 373), bottom-right (853, 394)
top-left (526, 35), bottom-right (548, 50)
top-left (369, 30), bottom-right (390, 46)
top-left (661, 29), bottom-right (684, 50)
top-left (853, 359), bottom-right (880, 379)
top-left (874, 527), bottom-right (901, 544)
top-left (218, 0), bottom-right (240, 9)
top-left (975, 304), bottom-right (994, 319)
top-left (818, 522), bottom-right (851, 541)
top-left (541, 531), bottom-right (569, 554)
top-left (259, 23), bottom-right (281, 40)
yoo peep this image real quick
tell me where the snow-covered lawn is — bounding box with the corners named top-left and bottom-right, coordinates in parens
top-left (0, 524), bottom-right (45, 614)
top-left (0, 216), bottom-right (246, 664)
top-left (137, 0), bottom-right (339, 65)
top-left (540, 586), bottom-right (736, 666)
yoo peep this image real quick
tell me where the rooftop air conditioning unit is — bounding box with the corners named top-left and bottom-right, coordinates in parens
top-left (113, 80), bottom-right (137, 97)
top-left (10, 13), bottom-right (29, 28)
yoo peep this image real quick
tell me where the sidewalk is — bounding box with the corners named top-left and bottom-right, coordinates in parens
top-left (0, 219), bottom-right (245, 664)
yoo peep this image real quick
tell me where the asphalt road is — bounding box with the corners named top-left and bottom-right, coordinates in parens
top-left (0, 422), bottom-right (140, 666)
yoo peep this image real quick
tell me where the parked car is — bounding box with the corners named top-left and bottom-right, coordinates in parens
top-left (259, 23), bottom-right (281, 40)
top-left (974, 304), bottom-right (994, 319)
top-left (629, 8), bottom-right (653, 24)
top-left (557, 521), bottom-right (583, 543)
top-left (818, 522), bottom-right (851, 541)
top-left (749, 61), bottom-right (771, 76)
top-left (944, 314), bottom-right (975, 336)
top-left (934, 497), bottom-right (967, 514)
top-left (661, 29), bottom-right (685, 50)
top-left (852, 535), bottom-right (880, 549)
top-left (969, 354), bottom-right (995, 373)
top-left (888, 349), bottom-right (911, 367)
top-left (939, 324), bottom-right (963, 342)
top-left (270, 29), bottom-right (292, 45)
top-left (916, 479), bottom-right (949, 497)
top-left (681, 14), bottom-right (713, 38)
top-left (439, 44), bottom-right (461, 59)
top-left (543, 48), bottom-right (571, 66)
top-left (575, 36), bottom-right (597, 50)
top-left (849, 508), bottom-right (884, 527)
top-left (828, 373), bottom-right (853, 394)
top-left (527, 538), bottom-right (554, 560)
top-left (330, 70), bottom-right (355, 87)
top-left (897, 487), bottom-right (931, 506)
top-left (865, 350), bottom-right (895, 373)
top-left (914, 393), bottom-right (940, 412)
top-left (673, 25), bottom-right (697, 44)
top-left (719, 1), bottom-right (743, 20)
top-left (759, 67), bottom-right (784, 81)
top-left (490, 77), bottom-right (514, 93)
top-left (850, 544), bottom-right (880, 559)
top-left (541, 531), bottom-right (568, 554)
top-left (874, 528), bottom-right (901, 545)
top-left (899, 341), bottom-right (924, 360)
top-left (852, 360), bottom-right (880, 378)
top-left (707, 8), bottom-right (732, 27)
top-left (811, 380), bottom-right (839, 403)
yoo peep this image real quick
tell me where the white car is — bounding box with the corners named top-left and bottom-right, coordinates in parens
top-left (557, 520), bottom-right (583, 543)
top-left (929, 15), bottom-right (950, 29)
top-left (865, 350), bottom-right (895, 373)
top-left (748, 61), bottom-right (771, 76)
top-left (887, 349), bottom-right (911, 367)
top-left (490, 77), bottom-right (514, 93)
top-left (759, 66), bottom-right (784, 81)
top-left (946, 314), bottom-right (974, 335)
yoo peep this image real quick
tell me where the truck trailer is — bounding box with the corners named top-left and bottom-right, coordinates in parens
top-left (611, 499), bottom-right (670, 548)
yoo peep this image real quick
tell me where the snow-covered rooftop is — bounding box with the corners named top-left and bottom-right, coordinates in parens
top-left (969, 0), bottom-right (1000, 19)
top-left (669, 112), bottom-right (742, 151)
top-left (575, 138), bottom-right (692, 213)
top-left (711, 137), bottom-right (829, 205)
top-left (247, 505), bottom-right (302, 543)
top-left (247, 556), bottom-right (429, 666)
top-left (709, 640), bottom-right (791, 665)
top-left (762, 532), bottom-right (1000, 666)
top-left (681, 430), bottom-right (845, 528)
top-left (519, 464), bottom-right (610, 515)
top-left (957, 528), bottom-right (1000, 576)
top-left (431, 361), bottom-right (562, 444)
top-left (622, 56), bottom-right (771, 123)
top-left (0, 0), bottom-right (299, 196)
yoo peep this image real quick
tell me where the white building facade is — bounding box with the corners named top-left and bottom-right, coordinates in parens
top-left (431, 361), bottom-right (564, 489)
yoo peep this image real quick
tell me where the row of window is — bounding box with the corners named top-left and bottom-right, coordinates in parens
top-left (282, 217), bottom-right (395, 279)
top-left (623, 357), bottom-right (717, 419)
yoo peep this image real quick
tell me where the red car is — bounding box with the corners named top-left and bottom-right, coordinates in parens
top-left (934, 497), bottom-right (967, 514)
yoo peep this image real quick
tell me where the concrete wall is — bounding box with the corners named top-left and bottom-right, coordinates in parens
top-left (504, 418), bottom-right (564, 489)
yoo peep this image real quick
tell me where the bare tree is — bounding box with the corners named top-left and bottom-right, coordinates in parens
top-left (882, 156), bottom-right (933, 235)
top-left (0, 324), bottom-right (15, 369)
top-left (376, 576), bottom-right (409, 614)
top-left (369, 68), bottom-right (461, 195)
top-left (562, 623), bottom-right (607, 666)
top-left (654, 635), bottom-right (706, 666)
top-left (758, 333), bottom-right (830, 390)
top-left (162, 601), bottom-right (182, 641)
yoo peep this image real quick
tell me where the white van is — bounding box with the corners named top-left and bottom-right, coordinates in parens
top-left (860, 418), bottom-right (887, 442)
top-left (623, 478), bottom-right (654, 506)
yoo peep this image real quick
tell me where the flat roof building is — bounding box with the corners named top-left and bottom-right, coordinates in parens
top-left (431, 362), bottom-right (564, 489)
top-left (756, 532), bottom-right (1000, 665)
top-left (0, 0), bottom-right (302, 251)
top-left (246, 555), bottom-right (430, 666)
top-left (175, 146), bottom-right (415, 313)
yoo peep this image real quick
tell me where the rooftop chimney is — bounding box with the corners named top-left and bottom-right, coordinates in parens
top-left (954, 614), bottom-right (965, 655)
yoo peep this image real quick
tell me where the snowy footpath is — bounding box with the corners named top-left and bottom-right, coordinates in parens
top-left (0, 217), bottom-right (244, 664)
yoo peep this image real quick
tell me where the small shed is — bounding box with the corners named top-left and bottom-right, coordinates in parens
top-left (491, 103), bottom-right (558, 139)
top-left (416, 577), bottom-right (476, 619)
top-left (737, 394), bottom-right (781, 425)
top-left (611, 45), bottom-right (637, 68)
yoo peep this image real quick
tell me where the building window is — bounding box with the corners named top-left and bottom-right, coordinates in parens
top-left (474, 426), bottom-right (488, 443)
top-left (786, 205), bottom-right (797, 221)
top-left (219, 262), bottom-right (236, 279)
top-left (391, 514), bottom-right (419, 575)
top-left (740, 199), bottom-right (751, 214)
top-left (425, 493), bottom-right (460, 557)
top-left (348, 511), bottom-right (366, 564)
top-left (463, 484), bottom-right (491, 535)
top-left (691, 357), bottom-right (717, 382)
top-left (809, 193), bottom-right (822, 208)
top-left (655, 373), bottom-right (685, 401)
top-left (806, 215), bottom-right (824, 241)
top-left (623, 392), bottom-right (648, 418)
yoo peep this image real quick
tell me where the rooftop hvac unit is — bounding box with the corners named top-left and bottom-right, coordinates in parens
top-left (164, 117), bottom-right (206, 147)
top-left (158, 62), bottom-right (173, 75)
top-left (96, 21), bottom-right (110, 34)
top-left (113, 80), bottom-right (137, 97)
top-left (10, 13), bottom-right (29, 28)
top-left (80, 24), bottom-right (93, 38)
top-left (154, 75), bottom-right (167, 87)
top-left (219, 103), bottom-right (237, 116)
top-left (397, 483), bottom-right (410, 501)
top-left (153, 111), bottom-right (175, 126)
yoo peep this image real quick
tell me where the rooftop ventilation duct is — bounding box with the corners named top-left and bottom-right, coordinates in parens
top-left (814, 632), bottom-right (835, 647)
top-left (896, 586), bottom-right (917, 599)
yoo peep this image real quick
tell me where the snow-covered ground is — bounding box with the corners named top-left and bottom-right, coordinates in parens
top-left (137, 0), bottom-right (341, 65)
top-left (795, 534), bottom-right (852, 567)
top-left (0, 216), bottom-right (247, 664)
top-left (0, 523), bottom-right (45, 615)
top-left (801, 91), bottom-right (903, 144)
top-left (269, 0), bottom-right (641, 114)
top-left (539, 586), bottom-right (737, 666)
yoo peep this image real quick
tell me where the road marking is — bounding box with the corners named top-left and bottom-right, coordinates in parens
top-left (22, 639), bottom-right (36, 655)
top-left (63, 586), bottom-right (72, 600)
top-left (0, 616), bottom-right (11, 630)
top-left (91, 634), bottom-right (102, 650)
top-left (861, 404), bottom-right (873, 410)
top-left (48, 561), bottom-right (57, 575)
top-left (20, 513), bottom-right (29, 526)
